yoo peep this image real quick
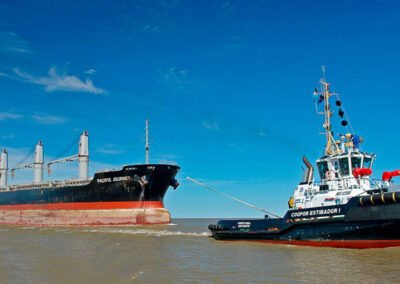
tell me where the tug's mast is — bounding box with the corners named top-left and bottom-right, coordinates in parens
top-left (314, 67), bottom-right (337, 156)
top-left (145, 120), bottom-right (150, 164)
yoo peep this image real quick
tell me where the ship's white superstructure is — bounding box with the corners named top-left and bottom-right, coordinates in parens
top-left (292, 146), bottom-right (379, 209)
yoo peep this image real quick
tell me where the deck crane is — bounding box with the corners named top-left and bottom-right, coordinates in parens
top-left (10, 141), bottom-right (44, 183)
top-left (47, 131), bottom-right (89, 179)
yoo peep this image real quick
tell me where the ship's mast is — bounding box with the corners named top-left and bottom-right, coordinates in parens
top-left (315, 66), bottom-right (337, 156)
top-left (145, 120), bottom-right (149, 164)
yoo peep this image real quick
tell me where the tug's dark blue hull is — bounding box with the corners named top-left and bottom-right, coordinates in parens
top-left (209, 192), bottom-right (400, 248)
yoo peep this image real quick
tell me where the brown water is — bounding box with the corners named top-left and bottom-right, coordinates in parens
top-left (0, 219), bottom-right (399, 283)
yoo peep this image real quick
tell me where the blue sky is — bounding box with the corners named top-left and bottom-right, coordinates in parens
top-left (0, 0), bottom-right (399, 218)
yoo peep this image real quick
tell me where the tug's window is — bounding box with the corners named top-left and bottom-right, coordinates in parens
top-left (339, 158), bottom-right (350, 176)
top-left (334, 161), bottom-right (339, 178)
top-left (363, 157), bottom-right (372, 169)
top-left (317, 161), bottom-right (329, 179)
top-left (351, 157), bottom-right (362, 171)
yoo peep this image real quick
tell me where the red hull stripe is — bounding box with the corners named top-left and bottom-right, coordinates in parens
top-left (0, 201), bottom-right (165, 211)
top-left (226, 239), bottom-right (400, 249)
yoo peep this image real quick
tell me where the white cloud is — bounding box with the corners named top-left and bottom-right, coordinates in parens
top-left (11, 67), bottom-right (106, 94)
top-left (96, 148), bottom-right (124, 154)
top-left (162, 66), bottom-right (195, 93)
top-left (0, 111), bottom-right (23, 121)
top-left (2, 134), bottom-right (15, 139)
top-left (0, 31), bottom-right (33, 55)
top-left (84, 69), bottom-right (97, 75)
top-left (202, 121), bottom-right (220, 131)
top-left (143, 25), bottom-right (160, 32)
top-left (221, 1), bottom-right (231, 9)
top-left (224, 35), bottom-right (246, 50)
top-left (0, 72), bottom-right (11, 78)
top-left (32, 115), bottom-right (67, 125)
top-left (96, 143), bottom-right (124, 154)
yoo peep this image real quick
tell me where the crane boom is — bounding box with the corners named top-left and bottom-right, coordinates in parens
top-left (10, 162), bottom-right (34, 172)
top-left (47, 154), bottom-right (78, 167)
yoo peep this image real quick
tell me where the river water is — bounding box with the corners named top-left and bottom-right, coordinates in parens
top-left (0, 218), bottom-right (399, 283)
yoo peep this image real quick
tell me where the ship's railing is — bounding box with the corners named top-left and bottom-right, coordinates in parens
top-left (312, 176), bottom-right (393, 192)
top-left (158, 159), bottom-right (178, 165)
top-left (313, 176), bottom-right (356, 186)
top-left (4, 178), bottom-right (93, 191)
top-left (95, 167), bottom-right (121, 173)
top-left (372, 179), bottom-right (393, 189)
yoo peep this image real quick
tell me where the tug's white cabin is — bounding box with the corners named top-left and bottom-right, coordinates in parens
top-left (292, 141), bottom-right (377, 210)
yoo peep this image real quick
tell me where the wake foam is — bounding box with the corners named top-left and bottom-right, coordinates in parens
top-left (82, 228), bottom-right (211, 237)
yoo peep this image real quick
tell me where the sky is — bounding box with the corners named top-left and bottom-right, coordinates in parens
top-left (0, 0), bottom-right (399, 218)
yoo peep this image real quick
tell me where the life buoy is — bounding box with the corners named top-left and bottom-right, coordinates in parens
top-left (288, 197), bottom-right (294, 208)
top-left (325, 171), bottom-right (334, 180)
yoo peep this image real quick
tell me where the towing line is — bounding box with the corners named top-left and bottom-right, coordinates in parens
top-left (186, 176), bottom-right (282, 218)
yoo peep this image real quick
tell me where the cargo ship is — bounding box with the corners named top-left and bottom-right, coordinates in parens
top-left (0, 121), bottom-right (180, 226)
top-left (209, 72), bottom-right (400, 248)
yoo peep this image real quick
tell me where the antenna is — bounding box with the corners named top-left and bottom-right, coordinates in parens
top-left (145, 120), bottom-right (149, 164)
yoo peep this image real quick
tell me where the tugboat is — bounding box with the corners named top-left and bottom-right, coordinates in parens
top-left (209, 72), bottom-right (400, 248)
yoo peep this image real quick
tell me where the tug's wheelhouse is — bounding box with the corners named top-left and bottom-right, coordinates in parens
top-left (316, 151), bottom-right (374, 181)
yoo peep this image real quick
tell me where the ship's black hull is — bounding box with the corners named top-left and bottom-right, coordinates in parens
top-left (209, 192), bottom-right (400, 248)
top-left (0, 164), bottom-right (180, 226)
top-left (2, 164), bottom-right (179, 205)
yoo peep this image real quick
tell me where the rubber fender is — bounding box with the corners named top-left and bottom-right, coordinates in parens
top-left (383, 192), bottom-right (396, 204)
top-left (360, 192), bottom-right (400, 206)
top-left (360, 195), bottom-right (372, 206)
top-left (382, 192), bottom-right (400, 204)
top-left (372, 194), bottom-right (384, 205)
top-left (394, 192), bottom-right (400, 203)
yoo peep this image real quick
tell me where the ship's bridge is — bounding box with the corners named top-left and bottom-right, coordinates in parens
top-left (316, 150), bottom-right (375, 182)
